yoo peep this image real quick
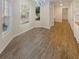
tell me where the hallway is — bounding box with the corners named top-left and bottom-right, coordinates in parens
top-left (49, 21), bottom-right (79, 59)
top-left (0, 21), bottom-right (79, 59)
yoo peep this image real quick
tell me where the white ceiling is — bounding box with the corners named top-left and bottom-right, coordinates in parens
top-left (50, 0), bottom-right (73, 6)
top-left (34, 0), bottom-right (73, 7)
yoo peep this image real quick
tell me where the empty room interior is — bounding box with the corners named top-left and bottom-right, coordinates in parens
top-left (0, 0), bottom-right (79, 59)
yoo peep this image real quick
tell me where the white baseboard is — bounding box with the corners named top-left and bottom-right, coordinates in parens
top-left (12, 27), bottom-right (34, 39)
top-left (0, 32), bottom-right (13, 54)
top-left (0, 26), bottom-right (49, 54)
top-left (0, 27), bottom-right (34, 54)
top-left (0, 37), bottom-right (13, 54)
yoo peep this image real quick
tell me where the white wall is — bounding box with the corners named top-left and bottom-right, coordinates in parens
top-left (40, 2), bottom-right (51, 29)
top-left (34, 1), bottom-right (53, 29)
top-left (68, 0), bottom-right (75, 33)
top-left (49, 3), bottom-right (54, 27)
top-left (0, 0), bottom-right (36, 54)
top-left (68, 2), bottom-right (74, 31)
top-left (12, 0), bottom-right (35, 36)
top-left (73, 0), bottom-right (79, 22)
top-left (68, 0), bottom-right (79, 43)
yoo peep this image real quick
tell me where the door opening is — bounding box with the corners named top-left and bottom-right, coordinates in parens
top-left (62, 8), bottom-right (68, 21)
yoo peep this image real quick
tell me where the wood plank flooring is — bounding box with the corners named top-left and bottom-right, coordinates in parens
top-left (48, 21), bottom-right (79, 59)
top-left (0, 21), bottom-right (79, 59)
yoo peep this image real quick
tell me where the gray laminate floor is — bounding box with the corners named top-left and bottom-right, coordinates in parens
top-left (0, 28), bottom-right (51, 59)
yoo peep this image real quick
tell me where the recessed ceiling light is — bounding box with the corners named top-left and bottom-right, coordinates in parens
top-left (60, 3), bottom-right (63, 6)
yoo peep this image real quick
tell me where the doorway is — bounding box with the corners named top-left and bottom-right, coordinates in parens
top-left (62, 8), bottom-right (68, 21)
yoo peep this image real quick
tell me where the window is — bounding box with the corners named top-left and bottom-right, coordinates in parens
top-left (3, 0), bottom-right (9, 32)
